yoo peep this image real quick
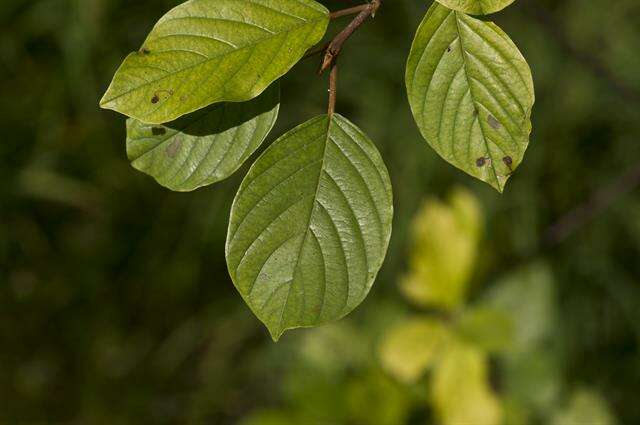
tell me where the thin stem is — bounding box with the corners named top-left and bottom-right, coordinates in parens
top-left (330, 5), bottom-right (369, 19)
top-left (328, 62), bottom-right (338, 116)
top-left (320, 0), bottom-right (382, 74)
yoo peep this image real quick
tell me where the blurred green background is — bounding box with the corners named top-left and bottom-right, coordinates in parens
top-left (2, 0), bottom-right (640, 423)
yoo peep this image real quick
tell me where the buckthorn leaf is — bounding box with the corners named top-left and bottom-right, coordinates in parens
top-left (406, 3), bottom-right (534, 192)
top-left (100, 0), bottom-right (329, 124)
top-left (435, 0), bottom-right (517, 15)
top-left (226, 114), bottom-right (393, 340)
top-left (126, 83), bottom-right (279, 192)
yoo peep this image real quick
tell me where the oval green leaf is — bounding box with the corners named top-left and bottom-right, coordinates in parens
top-left (435, 0), bottom-right (516, 15)
top-left (406, 3), bottom-right (534, 192)
top-left (226, 114), bottom-right (393, 340)
top-left (100, 0), bottom-right (329, 124)
top-left (126, 83), bottom-right (279, 192)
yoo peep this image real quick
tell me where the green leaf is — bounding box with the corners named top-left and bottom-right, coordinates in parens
top-left (126, 83), bottom-right (279, 192)
top-left (454, 306), bottom-right (513, 353)
top-left (379, 317), bottom-right (449, 383)
top-left (431, 341), bottom-right (503, 425)
top-left (100, 0), bottom-right (329, 124)
top-left (226, 114), bottom-right (393, 340)
top-left (552, 389), bottom-right (617, 425)
top-left (400, 187), bottom-right (482, 310)
top-left (435, 0), bottom-right (517, 15)
top-left (484, 262), bottom-right (555, 351)
top-left (406, 3), bottom-right (534, 192)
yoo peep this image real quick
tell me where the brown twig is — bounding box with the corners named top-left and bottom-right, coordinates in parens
top-left (330, 5), bottom-right (369, 19)
top-left (545, 162), bottom-right (640, 245)
top-left (320, 0), bottom-right (382, 74)
top-left (328, 62), bottom-right (338, 116)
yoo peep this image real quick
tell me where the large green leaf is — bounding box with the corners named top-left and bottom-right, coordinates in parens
top-left (100, 0), bottom-right (329, 124)
top-left (126, 83), bottom-right (279, 192)
top-left (406, 3), bottom-right (534, 192)
top-left (226, 114), bottom-right (393, 340)
top-left (435, 0), bottom-right (516, 15)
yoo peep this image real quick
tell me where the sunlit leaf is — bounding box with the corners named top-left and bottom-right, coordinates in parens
top-left (406, 3), bottom-right (534, 192)
top-left (435, 0), bottom-right (517, 15)
top-left (455, 306), bottom-right (513, 353)
top-left (431, 341), bottom-right (502, 425)
top-left (100, 0), bottom-right (329, 124)
top-left (126, 83), bottom-right (279, 192)
top-left (552, 389), bottom-right (617, 425)
top-left (379, 317), bottom-right (449, 383)
top-left (400, 187), bottom-right (482, 310)
top-left (226, 114), bottom-right (393, 340)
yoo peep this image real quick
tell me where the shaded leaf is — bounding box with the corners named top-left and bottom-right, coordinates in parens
top-left (126, 83), bottom-right (280, 192)
top-left (484, 262), bottom-right (555, 351)
top-left (435, 0), bottom-right (517, 15)
top-left (226, 114), bottom-right (393, 340)
top-left (455, 306), bottom-right (513, 353)
top-left (379, 317), bottom-right (449, 383)
top-left (406, 3), bottom-right (534, 192)
top-left (100, 0), bottom-right (329, 124)
top-left (431, 341), bottom-right (502, 425)
top-left (400, 187), bottom-right (482, 310)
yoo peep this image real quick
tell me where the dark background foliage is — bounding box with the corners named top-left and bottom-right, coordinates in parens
top-left (1, 0), bottom-right (639, 423)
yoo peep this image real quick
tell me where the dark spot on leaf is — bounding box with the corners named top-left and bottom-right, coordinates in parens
top-left (151, 95), bottom-right (160, 104)
top-left (165, 139), bottom-right (181, 158)
top-left (488, 115), bottom-right (501, 129)
top-left (139, 47), bottom-right (151, 55)
top-left (152, 127), bottom-right (166, 136)
top-left (446, 46), bottom-right (452, 53)
top-left (476, 157), bottom-right (486, 167)
top-left (503, 156), bottom-right (513, 167)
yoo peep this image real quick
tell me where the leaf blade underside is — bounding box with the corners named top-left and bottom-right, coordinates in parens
top-left (226, 114), bottom-right (393, 340)
top-left (406, 3), bottom-right (534, 192)
top-left (126, 83), bottom-right (280, 192)
top-left (100, 0), bottom-right (329, 124)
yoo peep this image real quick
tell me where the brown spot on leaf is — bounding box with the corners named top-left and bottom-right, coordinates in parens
top-left (503, 156), bottom-right (513, 167)
top-left (165, 139), bottom-right (181, 158)
top-left (488, 115), bottom-right (501, 129)
top-left (476, 157), bottom-right (486, 167)
top-left (152, 127), bottom-right (166, 136)
top-left (151, 95), bottom-right (160, 104)
top-left (139, 47), bottom-right (151, 55)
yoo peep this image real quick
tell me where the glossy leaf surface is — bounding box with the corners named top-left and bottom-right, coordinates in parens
top-left (126, 83), bottom-right (280, 192)
top-left (226, 114), bottom-right (393, 340)
top-left (406, 3), bottom-right (534, 192)
top-left (100, 0), bottom-right (329, 124)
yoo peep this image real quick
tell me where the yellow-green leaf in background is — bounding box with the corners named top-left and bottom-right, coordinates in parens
top-left (431, 341), bottom-right (502, 425)
top-left (406, 3), bottom-right (534, 192)
top-left (455, 306), bottom-right (514, 353)
top-left (379, 317), bottom-right (449, 383)
top-left (552, 389), bottom-right (617, 425)
top-left (435, 0), bottom-right (517, 15)
top-left (100, 0), bottom-right (329, 124)
top-left (400, 187), bottom-right (482, 310)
